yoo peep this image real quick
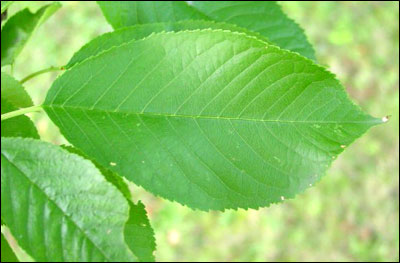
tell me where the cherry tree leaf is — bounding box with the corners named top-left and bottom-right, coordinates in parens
top-left (1, 2), bottom-right (61, 66)
top-left (44, 30), bottom-right (382, 211)
top-left (1, 137), bottom-right (138, 262)
top-left (97, 1), bottom-right (207, 29)
top-left (66, 20), bottom-right (271, 69)
top-left (62, 146), bottom-right (157, 262)
top-left (1, 72), bottom-right (38, 139)
top-left (191, 1), bottom-right (316, 60)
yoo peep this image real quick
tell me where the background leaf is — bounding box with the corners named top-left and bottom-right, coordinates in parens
top-left (97, 1), bottom-right (207, 29)
top-left (1, 72), bottom-right (38, 139)
top-left (44, 30), bottom-right (382, 211)
top-left (97, 1), bottom-right (315, 60)
top-left (191, 1), bottom-right (316, 60)
top-left (62, 146), bottom-right (157, 262)
top-left (1, 72), bottom-right (33, 108)
top-left (1, 137), bottom-right (138, 262)
top-left (1, 2), bottom-right (61, 66)
top-left (66, 20), bottom-right (271, 69)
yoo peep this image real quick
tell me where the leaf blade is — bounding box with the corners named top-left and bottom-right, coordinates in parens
top-left (97, 1), bottom-right (208, 29)
top-left (191, 1), bottom-right (316, 60)
top-left (62, 146), bottom-right (157, 262)
top-left (1, 73), bottom-right (39, 139)
top-left (1, 137), bottom-right (138, 262)
top-left (1, 72), bottom-right (33, 108)
top-left (44, 30), bottom-right (381, 210)
top-left (1, 2), bottom-right (61, 66)
top-left (66, 20), bottom-right (272, 69)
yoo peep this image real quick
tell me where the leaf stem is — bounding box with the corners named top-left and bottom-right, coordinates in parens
top-left (20, 66), bottom-right (64, 84)
top-left (1, 105), bottom-right (43, 121)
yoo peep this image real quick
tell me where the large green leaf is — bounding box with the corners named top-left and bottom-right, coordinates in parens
top-left (1, 232), bottom-right (18, 262)
top-left (62, 146), bottom-right (156, 262)
top-left (67, 20), bottom-right (271, 69)
top-left (1, 137), bottom-right (138, 262)
top-left (97, 1), bottom-right (207, 29)
top-left (44, 30), bottom-right (382, 211)
top-left (191, 1), bottom-right (316, 60)
top-left (1, 2), bottom-right (61, 66)
top-left (1, 72), bottom-right (39, 139)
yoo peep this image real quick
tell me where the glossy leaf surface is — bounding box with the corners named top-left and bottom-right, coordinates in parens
top-left (1, 138), bottom-right (138, 262)
top-left (44, 30), bottom-right (381, 210)
top-left (191, 1), bottom-right (316, 60)
top-left (66, 20), bottom-right (271, 69)
top-left (97, 1), bottom-right (207, 29)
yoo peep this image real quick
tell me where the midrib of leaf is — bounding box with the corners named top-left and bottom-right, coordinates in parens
top-left (2, 153), bottom-right (112, 262)
top-left (44, 105), bottom-right (381, 125)
top-left (46, 30), bottom-right (380, 126)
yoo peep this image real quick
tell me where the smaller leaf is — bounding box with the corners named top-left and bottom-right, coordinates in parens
top-left (191, 1), bottom-right (316, 60)
top-left (1, 137), bottom-right (138, 262)
top-left (1, 73), bottom-right (38, 139)
top-left (97, 1), bottom-right (208, 29)
top-left (67, 20), bottom-right (271, 68)
top-left (1, 99), bottom-right (39, 139)
top-left (62, 146), bottom-right (156, 262)
top-left (1, 2), bottom-right (61, 66)
top-left (124, 201), bottom-right (156, 262)
top-left (1, 232), bottom-right (19, 262)
top-left (1, 72), bottom-right (33, 108)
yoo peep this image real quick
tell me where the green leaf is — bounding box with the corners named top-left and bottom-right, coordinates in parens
top-left (1, 2), bottom-right (61, 66)
top-left (67, 20), bottom-right (271, 69)
top-left (191, 1), bottom-right (316, 60)
top-left (124, 201), bottom-right (156, 262)
top-left (1, 99), bottom-right (39, 139)
top-left (1, 1), bottom-right (13, 13)
top-left (97, 1), bottom-right (208, 29)
top-left (1, 73), bottom-right (39, 139)
top-left (1, 72), bottom-right (33, 108)
top-left (61, 146), bottom-right (157, 262)
top-left (1, 232), bottom-right (19, 262)
top-left (1, 137), bottom-right (138, 262)
top-left (43, 30), bottom-right (382, 211)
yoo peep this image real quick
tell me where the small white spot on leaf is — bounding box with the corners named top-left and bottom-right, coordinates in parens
top-left (110, 162), bottom-right (117, 166)
top-left (280, 196), bottom-right (285, 201)
top-left (382, 116), bottom-right (390, 123)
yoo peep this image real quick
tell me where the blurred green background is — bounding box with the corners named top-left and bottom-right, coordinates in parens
top-left (3, 1), bottom-right (399, 262)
